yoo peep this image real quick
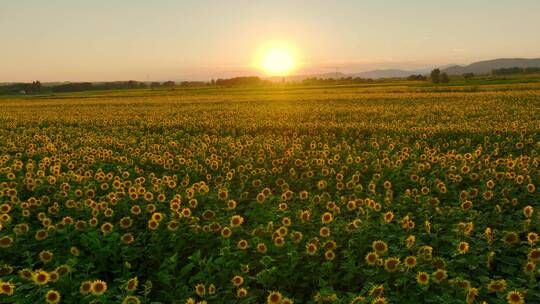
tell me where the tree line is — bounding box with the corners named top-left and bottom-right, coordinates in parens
top-left (0, 80), bottom-right (187, 95)
top-left (302, 77), bottom-right (373, 85)
top-left (491, 67), bottom-right (540, 76)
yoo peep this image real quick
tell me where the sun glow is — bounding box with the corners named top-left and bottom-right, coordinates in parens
top-left (257, 43), bottom-right (298, 76)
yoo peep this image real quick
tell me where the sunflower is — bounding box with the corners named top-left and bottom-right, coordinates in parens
top-left (257, 243), bottom-right (268, 254)
top-left (504, 232), bottom-right (519, 245)
top-left (126, 277), bottom-right (138, 292)
top-left (324, 250), bottom-right (336, 261)
top-left (256, 193), bottom-right (266, 203)
top-left (122, 296), bottom-right (141, 304)
top-left (306, 243), bottom-right (318, 256)
top-left (319, 227), bottom-right (331, 238)
top-left (487, 279), bottom-right (506, 293)
top-left (231, 275), bottom-right (244, 287)
top-left (372, 240), bottom-right (388, 254)
top-left (466, 287), bottom-right (478, 304)
top-left (48, 271), bottom-right (59, 283)
top-left (167, 220), bottom-right (179, 231)
top-left (528, 248), bottom-right (540, 262)
top-left (365, 251), bottom-right (379, 265)
top-left (32, 270), bottom-right (49, 285)
top-left (195, 283), bottom-right (205, 297)
top-left (230, 215), bottom-right (245, 227)
top-left (282, 217), bottom-right (292, 226)
top-left (274, 236), bottom-right (285, 247)
top-left (277, 226), bottom-right (288, 236)
top-left (119, 217), bottom-right (133, 229)
top-left (384, 257), bottom-right (400, 272)
top-left (0, 236), bottom-right (13, 248)
top-left (18, 268), bottom-right (33, 281)
top-left (506, 290), bottom-right (524, 304)
top-left (121, 233), bottom-right (135, 245)
top-left (457, 241), bottom-right (469, 254)
top-left (221, 227), bottom-right (232, 238)
top-left (45, 289), bottom-right (61, 304)
top-left (299, 210), bottom-right (311, 222)
top-left (372, 297), bottom-right (386, 304)
top-left (321, 212), bottom-right (333, 224)
top-left (33, 229), bottom-right (48, 241)
top-left (237, 287), bottom-right (248, 298)
top-left (80, 280), bottom-right (92, 295)
top-left (369, 284), bottom-right (384, 297)
top-left (523, 261), bottom-right (536, 273)
top-left (91, 280), bottom-right (107, 296)
top-left (267, 291), bottom-right (282, 304)
top-left (405, 235), bottom-right (416, 249)
top-left (324, 240), bottom-right (337, 251)
top-left (100, 222), bottom-right (114, 234)
top-left (237, 239), bottom-right (248, 250)
top-left (527, 232), bottom-right (538, 245)
top-left (0, 281), bottom-right (15, 296)
top-left (282, 297), bottom-right (294, 304)
top-left (523, 206), bottom-right (533, 218)
top-left (39, 251), bottom-right (54, 264)
top-left (431, 269), bottom-right (447, 283)
top-left (461, 200), bottom-right (473, 211)
top-left (130, 205), bottom-right (142, 215)
top-left (416, 272), bottom-right (429, 285)
top-left (382, 211), bottom-right (394, 223)
top-left (404, 256), bottom-right (417, 269)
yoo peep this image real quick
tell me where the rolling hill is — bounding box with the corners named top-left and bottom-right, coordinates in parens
top-left (442, 58), bottom-right (540, 75)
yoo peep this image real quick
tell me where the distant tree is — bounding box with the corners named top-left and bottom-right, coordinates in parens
top-left (180, 81), bottom-right (206, 87)
top-left (162, 81), bottom-right (176, 87)
top-left (430, 69), bottom-right (441, 83)
top-left (492, 67), bottom-right (540, 75)
top-left (25, 80), bottom-right (42, 93)
top-left (407, 74), bottom-right (427, 81)
top-left (150, 82), bottom-right (161, 89)
top-left (215, 76), bottom-right (261, 86)
top-left (524, 67), bottom-right (540, 73)
top-left (440, 73), bottom-right (450, 83)
top-left (492, 67), bottom-right (521, 76)
top-left (463, 73), bottom-right (474, 81)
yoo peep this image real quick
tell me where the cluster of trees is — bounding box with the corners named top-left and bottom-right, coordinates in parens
top-left (53, 81), bottom-right (148, 92)
top-left (491, 67), bottom-right (540, 76)
top-left (213, 76), bottom-right (263, 86)
top-left (463, 73), bottom-right (475, 81)
top-left (430, 69), bottom-right (449, 83)
top-left (0, 80), bottom-right (186, 95)
top-left (407, 74), bottom-right (427, 81)
top-left (150, 81), bottom-right (176, 89)
top-left (302, 77), bottom-right (373, 85)
top-left (179, 81), bottom-right (207, 87)
top-left (0, 81), bottom-right (43, 95)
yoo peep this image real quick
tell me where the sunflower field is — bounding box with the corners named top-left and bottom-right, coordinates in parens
top-left (0, 85), bottom-right (539, 304)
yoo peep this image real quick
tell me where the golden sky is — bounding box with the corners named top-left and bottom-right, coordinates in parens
top-left (1, 0), bottom-right (540, 82)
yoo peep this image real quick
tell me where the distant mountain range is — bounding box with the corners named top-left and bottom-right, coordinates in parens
top-left (351, 69), bottom-right (422, 79)
top-left (441, 58), bottom-right (540, 75)
top-left (269, 57), bottom-right (540, 81)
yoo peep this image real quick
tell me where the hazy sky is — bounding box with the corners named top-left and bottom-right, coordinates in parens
top-left (1, 0), bottom-right (540, 82)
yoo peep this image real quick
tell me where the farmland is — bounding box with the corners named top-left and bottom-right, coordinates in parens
top-left (0, 82), bottom-right (539, 304)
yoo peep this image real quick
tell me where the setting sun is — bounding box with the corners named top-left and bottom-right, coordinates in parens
top-left (258, 44), bottom-right (297, 76)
